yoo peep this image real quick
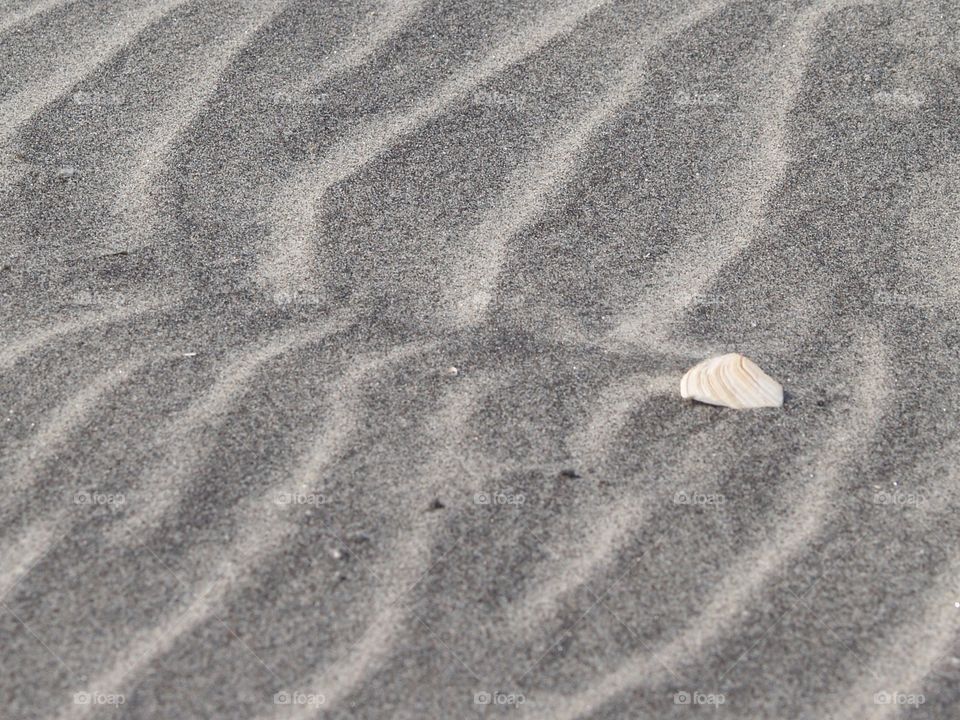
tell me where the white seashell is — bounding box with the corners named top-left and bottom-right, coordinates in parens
top-left (680, 353), bottom-right (783, 409)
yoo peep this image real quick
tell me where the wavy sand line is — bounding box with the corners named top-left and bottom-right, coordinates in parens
top-left (260, 0), bottom-right (612, 291)
top-left (108, 318), bottom-right (352, 547)
top-left (0, 0), bottom-right (74, 35)
top-left (0, 359), bottom-right (148, 522)
top-left (0, 358), bottom-right (151, 609)
top-left (504, 425), bottom-right (722, 644)
top-left (0, 519), bottom-right (65, 603)
top-left (0, 297), bottom-right (169, 373)
top-left (608, 0), bottom-right (868, 352)
top-left (51, 559), bottom-right (247, 720)
top-left (257, 553), bottom-right (413, 720)
top-left (261, 0), bottom-right (436, 294)
top-left (0, 0), bottom-right (190, 187)
top-left (6, 1), bottom-right (954, 716)
top-left (67, 341), bottom-right (436, 716)
top-left (820, 424), bottom-right (960, 719)
top-left (502, 372), bottom-right (675, 636)
top-left (442, 0), bottom-right (732, 328)
top-left (297, 0), bottom-right (427, 89)
top-left (258, 377), bottom-right (496, 718)
top-left (107, 0), bottom-right (289, 254)
top-left (566, 372), bottom-right (679, 467)
top-left (830, 550), bottom-right (960, 718)
top-left (521, 333), bottom-right (888, 719)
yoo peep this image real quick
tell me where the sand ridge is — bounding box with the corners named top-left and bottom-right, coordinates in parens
top-left (2, 0), bottom-right (960, 718)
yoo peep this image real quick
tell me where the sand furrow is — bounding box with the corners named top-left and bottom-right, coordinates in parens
top-left (0, 0), bottom-right (75, 35)
top-left (0, 358), bottom-right (148, 520)
top-left (261, 373), bottom-right (498, 717)
top-left (442, 0), bottom-right (732, 328)
top-left (64, 340), bottom-right (435, 715)
top-left (0, 520), bottom-right (65, 603)
top-left (5, 1), bottom-right (958, 717)
top-left (521, 333), bottom-right (889, 718)
top-left (830, 548), bottom-right (960, 719)
top-left (0, 297), bottom-right (169, 373)
top-left (609, 0), bottom-right (870, 351)
top-left (105, 0), bottom-right (291, 255)
top-left (502, 371), bottom-right (676, 637)
top-left (260, 0), bottom-right (612, 292)
top-left (107, 318), bottom-right (352, 546)
top-left (297, 0), bottom-right (428, 88)
top-left (0, 0), bottom-right (191, 187)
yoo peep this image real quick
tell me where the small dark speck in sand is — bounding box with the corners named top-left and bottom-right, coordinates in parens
top-left (559, 469), bottom-right (582, 479)
top-left (428, 498), bottom-right (446, 511)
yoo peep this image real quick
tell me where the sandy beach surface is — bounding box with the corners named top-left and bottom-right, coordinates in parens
top-left (2, 0), bottom-right (959, 717)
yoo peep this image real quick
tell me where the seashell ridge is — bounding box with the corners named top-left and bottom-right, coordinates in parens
top-left (680, 353), bottom-right (783, 409)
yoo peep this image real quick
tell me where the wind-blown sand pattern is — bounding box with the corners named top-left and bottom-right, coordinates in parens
top-left (2, 1), bottom-right (960, 718)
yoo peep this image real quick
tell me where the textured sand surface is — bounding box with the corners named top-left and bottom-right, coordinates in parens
top-left (2, 0), bottom-right (960, 718)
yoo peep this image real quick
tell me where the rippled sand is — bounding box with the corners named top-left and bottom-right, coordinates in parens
top-left (2, 0), bottom-right (959, 718)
